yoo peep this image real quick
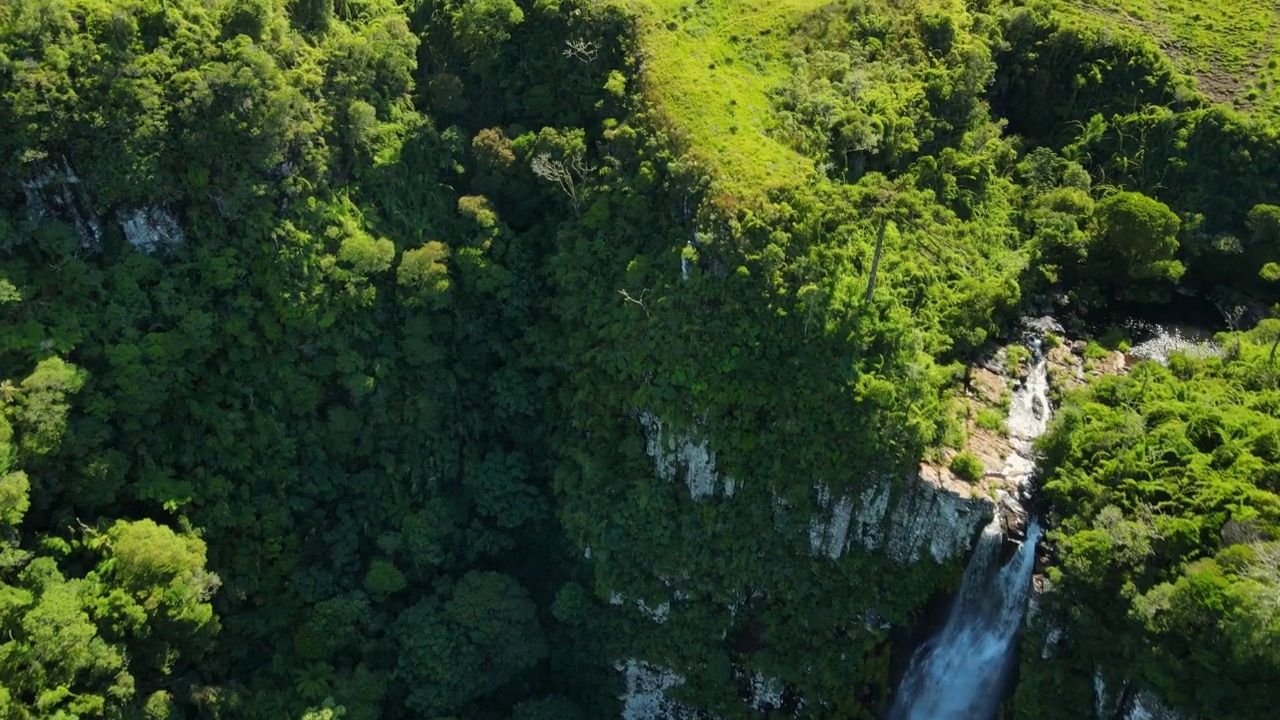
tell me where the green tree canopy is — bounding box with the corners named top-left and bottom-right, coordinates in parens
top-left (1093, 191), bottom-right (1184, 283)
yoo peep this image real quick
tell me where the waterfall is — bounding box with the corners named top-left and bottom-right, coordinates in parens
top-left (887, 519), bottom-right (1043, 720)
top-left (887, 336), bottom-right (1052, 720)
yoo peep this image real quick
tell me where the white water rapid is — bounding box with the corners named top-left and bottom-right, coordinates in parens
top-left (887, 337), bottom-right (1052, 720)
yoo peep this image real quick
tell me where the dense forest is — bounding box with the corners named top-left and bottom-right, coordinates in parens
top-left (0, 0), bottom-right (1277, 719)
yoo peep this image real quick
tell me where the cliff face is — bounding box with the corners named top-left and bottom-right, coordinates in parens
top-left (639, 410), bottom-right (994, 565)
top-left (848, 466), bottom-right (994, 564)
top-left (618, 411), bottom-right (995, 716)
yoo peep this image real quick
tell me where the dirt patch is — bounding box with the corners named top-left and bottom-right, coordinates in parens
top-left (969, 367), bottom-right (1007, 407)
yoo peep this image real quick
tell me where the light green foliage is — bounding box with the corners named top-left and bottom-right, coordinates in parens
top-left (0, 514), bottom-right (220, 718)
top-left (103, 519), bottom-right (217, 612)
top-left (1093, 191), bottom-right (1184, 283)
top-left (0, 471), bottom-right (29, 528)
top-left (334, 221), bottom-right (395, 276)
top-left (1072, 0), bottom-right (1280, 121)
top-left (301, 698), bottom-right (346, 720)
top-left (624, 0), bottom-right (826, 198)
top-left (949, 451), bottom-right (984, 482)
top-left (1005, 344), bottom-right (1031, 375)
top-left (451, 0), bottom-right (526, 59)
top-left (1082, 340), bottom-right (1108, 360)
top-left (974, 407), bottom-right (1007, 434)
top-left (13, 358), bottom-right (86, 457)
top-left (397, 241), bottom-right (453, 308)
top-left (1021, 333), bottom-right (1280, 720)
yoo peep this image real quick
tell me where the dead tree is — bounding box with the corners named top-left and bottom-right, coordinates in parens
top-left (531, 151), bottom-right (595, 213)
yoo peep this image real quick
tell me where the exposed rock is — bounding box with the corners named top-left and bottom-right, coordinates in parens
top-left (609, 591), bottom-right (673, 625)
top-left (1095, 670), bottom-right (1120, 720)
top-left (863, 608), bottom-right (892, 631)
top-left (1095, 671), bottom-right (1194, 720)
top-left (118, 206), bottom-right (186, 253)
top-left (859, 466), bottom-right (995, 565)
top-left (638, 414), bottom-right (994, 565)
top-left (618, 660), bottom-right (699, 720)
top-left (997, 490), bottom-right (1029, 540)
top-left (20, 160), bottom-right (103, 251)
top-left (1091, 349), bottom-right (1128, 376)
top-left (968, 366), bottom-right (1008, 407)
top-left (808, 484), bottom-right (854, 559)
top-left (1125, 690), bottom-right (1191, 720)
top-left (1209, 284), bottom-right (1271, 329)
top-left (1027, 575), bottom-right (1051, 620)
top-left (1039, 623), bottom-right (1062, 659)
top-left (639, 411), bottom-right (720, 501)
top-left (637, 598), bottom-right (671, 624)
top-left (848, 481), bottom-right (892, 551)
top-left (747, 672), bottom-right (784, 712)
top-left (1023, 315), bottom-right (1065, 337)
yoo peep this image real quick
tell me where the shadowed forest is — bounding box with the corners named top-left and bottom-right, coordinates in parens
top-left (0, 1), bottom-right (1277, 719)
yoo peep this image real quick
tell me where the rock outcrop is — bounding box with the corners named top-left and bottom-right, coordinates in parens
top-left (639, 410), bottom-right (995, 565)
top-left (118, 206), bottom-right (186, 253)
top-left (849, 467), bottom-right (994, 564)
top-left (618, 660), bottom-right (695, 720)
top-left (20, 160), bottom-right (102, 251)
top-left (639, 411), bottom-right (734, 501)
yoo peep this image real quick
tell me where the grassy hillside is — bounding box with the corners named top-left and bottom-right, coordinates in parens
top-left (1070, 0), bottom-right (1280, 119)
top-left (626, 0), bottom-right (825, 200)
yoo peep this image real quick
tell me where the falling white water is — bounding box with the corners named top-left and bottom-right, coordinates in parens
top-left (887, 519), bottom-right (1043, 720)
top-left (888, 337), bottom-right (1052, 720)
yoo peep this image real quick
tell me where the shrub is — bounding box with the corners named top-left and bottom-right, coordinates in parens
top-left (1083, 340), bottom-right (1109, 360)
top-left (975, 408), bottom-right (1009, 434)
top-left (1006, 344), bottom-right (1031, 375)
top-left (950, 451), bottom-right (985, 482)
top-left (1099, 325), bottom-right (1131, 351)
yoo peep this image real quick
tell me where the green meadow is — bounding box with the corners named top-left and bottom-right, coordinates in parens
top-left (626, 0), bottom-right (827, 199)
top-left (1072, 0), bottom-right (1280, 119)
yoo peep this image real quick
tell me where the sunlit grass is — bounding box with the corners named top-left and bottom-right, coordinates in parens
top-left (625, 0), bottom-right (829, 202)
top-left (1069, 0), bottom-right (1280, 120)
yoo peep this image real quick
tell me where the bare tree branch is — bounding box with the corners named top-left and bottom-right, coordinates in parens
top-left (563, 37), bottom-right (600, 63)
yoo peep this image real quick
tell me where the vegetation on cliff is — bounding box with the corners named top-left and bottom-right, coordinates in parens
top-left (0, 0), bottom-right (1277, 718)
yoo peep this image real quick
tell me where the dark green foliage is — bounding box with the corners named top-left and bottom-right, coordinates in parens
top-left (1, 0), bottom-right (1278, 717)
top-left (993, 3), bottom-right (1196, 145)
top-left (395, 571), bottom-right (547, 716)
top-left (0, 0), bottom-right (622, 717)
